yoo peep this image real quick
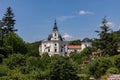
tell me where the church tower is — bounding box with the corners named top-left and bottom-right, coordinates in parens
top-left (48, 20), bottom-right (63, 41)
top-left (40, 20), bottom-right (68, 56)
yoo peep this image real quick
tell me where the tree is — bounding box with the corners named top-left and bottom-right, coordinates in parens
top-left (80, 47), bottom-right (92, 58)
top-left (88, 58), bottom-right (99, 78)
top-left (0, 65), bottom-right (8, 77)
top-left (0, 7), bottom-right (17, 45)
top-left (5, 54), bottom-right (26, 69)
top-left (69, 40), bottom-right (81, 45)
top-left (95, 17), bottom-right (118, 56)
top-left (50, 57), bottom-right (78, 80)
top-left (4, 32), bottom-right (27, 54)
top-left (0, 7), bottom-right (18, 58)
top-left (113, 30), bottom-right (120, 49)
top-left (1, 7), bottom-right (17, 34)
top-left (26, 41), bottom-right (41, 57)
top-left (106, 67), bottom-right (119, 74)
top-left (69, 52), bottom-right (82, 64)
top-left (0, 20), bottom-right (4, 46)
top-left (88, 57), bottom-right (113, 78)
top-left (113, 54), bottom-right (120, 69)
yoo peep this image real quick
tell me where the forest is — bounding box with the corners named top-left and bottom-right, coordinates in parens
top-left (0, 7), bottom-right (120, 80)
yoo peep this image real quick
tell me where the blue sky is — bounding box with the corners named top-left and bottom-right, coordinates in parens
top-left (0, 0), bottom-right (120, 42)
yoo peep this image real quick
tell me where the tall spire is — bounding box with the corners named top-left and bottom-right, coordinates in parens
top-left (53, 19), bottom-right (58, 31)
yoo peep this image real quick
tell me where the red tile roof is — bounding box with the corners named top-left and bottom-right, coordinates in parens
top-left (68, 45), bottom-right (81, 49)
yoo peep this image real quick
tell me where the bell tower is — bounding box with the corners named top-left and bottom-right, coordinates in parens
top-left (48, 20), bottom-right (63, 41)
top-left (40, 20), bottom-right (68, 56)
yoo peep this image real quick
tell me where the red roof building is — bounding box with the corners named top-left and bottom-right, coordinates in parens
top-left (67, 45), bottom-right (82, 54)
top-left (68, 45), bottom-right (81, 49)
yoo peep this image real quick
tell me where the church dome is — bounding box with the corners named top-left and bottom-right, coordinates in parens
top-left (47, 20), bottom-right (63, 41)
top-left (58, 34), bottom-right (63, 41)
top-left (48, 34), bottom-right (52, 40)
top-left (82, 38), bottom-right (91, 42)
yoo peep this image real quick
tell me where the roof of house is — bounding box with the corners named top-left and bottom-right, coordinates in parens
top-left (68, 45), bottom-right (81, 49)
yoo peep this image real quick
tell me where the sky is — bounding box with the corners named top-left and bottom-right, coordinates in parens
top-left (0, 0), bottom-right (120, 42)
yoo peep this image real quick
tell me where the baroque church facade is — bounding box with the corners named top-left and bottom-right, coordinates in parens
top-left (39, 20), bottom-right (92, 56)
top-left (39, 20), bottom-right (68, 56)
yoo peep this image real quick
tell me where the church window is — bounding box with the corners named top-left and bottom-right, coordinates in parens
top-left (48, 49), bottom-right (50, 52)
top-left (61, 49), bottom-right (63, 52)
top-left (65, 52), bottom-right (67, 55)
top-left (44, 45), bottom-right (46, 47)
top-left (55, 33), bottom-right (56, 36)
top-left (55, 44), bottom-right (57, 46)
top-left (55, 49), bottom-right (57, 52)
top-left (74, 50), bottom-right (77, 52)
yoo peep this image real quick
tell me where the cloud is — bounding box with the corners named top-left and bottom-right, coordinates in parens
top-left (79, 10), bottom-right (94, 15)
top-left (57, 15), bottom-right (75, 22)
top-left (100, 21), bottom-right (120, 29)
top-left (62, 33), bottom-right (73, 40)
top-left (107, 21), bottom-right (120, 29)
top-left (106, 22), bottom-right (115, 28)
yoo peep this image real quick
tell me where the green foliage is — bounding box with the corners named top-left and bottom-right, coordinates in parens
top-left (100, 74), bottom-right (109, 80)
top-left (97, 57), bottom-right (113, 77)
top-left (26, 41), bottom-right (41, 57)
top-left (0, 53), bottom-right (119, 79)
top-left (113, 54), bottom-right (120, 69)
top-left (26, 56), bottom-right (45, 71)
top-left (69, 47), bottom-right (92, 66)
top-left (80, 47), bottom-right (92, 57)
top-left (5, 54), bottom-right (26, 69)
top-left (114, 30), bottom-right (120, 48)
top-left (88, 58), bottom-right (99, 78)
top-left (50, 57), bottom-right (78, 80)
top-left (88, 57), bottom-right (113, 78)
top-left (69, 39), bottom-right (81, 45)
top-left (0, 65), bottom-right (8, 77)
top-left (95, 17), bottom-right (118, 56)
top-left (0, 7), bottom-right (17, 47)
top-left (1, 7), bottom-right (16, 33)
top-left (0, 45), bottom-right (12, 58)
top-left (77, 74), bottom-right (90, 80)
top-left (106, 67), bottom-right (119, 74)
top-left (69, 52), bottom-right (82, 64)
top-left (4, 32), bottom-right (27, 54)
top-left (0, 54), bottom-right (4, 63)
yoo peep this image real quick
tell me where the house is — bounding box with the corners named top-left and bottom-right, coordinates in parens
top-left (67, 38), bottom-right (92, 54)
top-left (67, 45), bottom-right (81, 54)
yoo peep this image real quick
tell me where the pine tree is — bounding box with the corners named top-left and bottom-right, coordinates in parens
top-left (0, 7), bottom-right (18, 57)
top-left (0, 7), bottom-right (17, 46)
top-left (2, 7), bottom-right (17, 33)
top-left (95, 17), bottom-right (118, 56)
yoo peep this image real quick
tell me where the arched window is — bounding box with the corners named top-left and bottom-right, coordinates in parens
top-left (48, 49), bottom-right (50, 52)
top-left (55, 33), bottom-right (56, 36)
top-left (61, 49), bottom-right (63, 52)
top-left (55, 49), bottom-right (57, 52)
top-left (44, 44), bottom-right (46, 47)
top-left (55, 43), bottom-right (57, 46)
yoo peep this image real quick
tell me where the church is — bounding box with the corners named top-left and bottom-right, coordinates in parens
top-left (39, 20), bottom-right (92, 56)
